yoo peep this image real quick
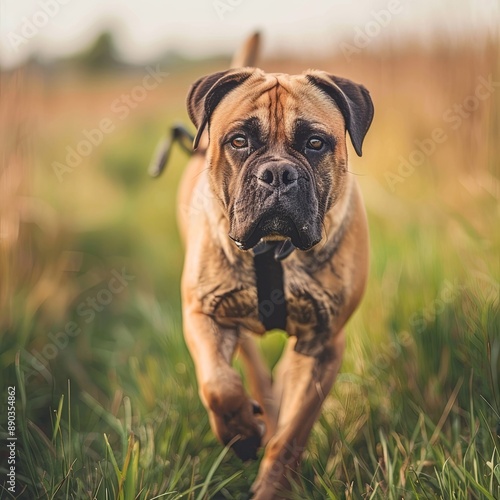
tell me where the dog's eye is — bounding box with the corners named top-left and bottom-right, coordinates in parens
top-left (305, 137), bottom-right (324, 151)
top-left (230, 135), bottom-right (248, 149)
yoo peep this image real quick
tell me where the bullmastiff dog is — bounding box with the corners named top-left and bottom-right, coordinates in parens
top-left (151, 33), bottom-right (374, 499)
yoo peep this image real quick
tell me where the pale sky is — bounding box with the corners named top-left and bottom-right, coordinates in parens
top-left (0, 0), bottom-right (498, 68)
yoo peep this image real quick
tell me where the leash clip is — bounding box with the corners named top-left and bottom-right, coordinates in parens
top-left (252, 239), bottom-right (295, 261)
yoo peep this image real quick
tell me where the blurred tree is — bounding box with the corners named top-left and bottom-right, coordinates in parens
top-left (72, 31), bottom-right (121, 72)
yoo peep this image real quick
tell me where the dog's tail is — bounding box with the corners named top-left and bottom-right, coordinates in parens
top-left (230, 31), bottom-right (261, 68)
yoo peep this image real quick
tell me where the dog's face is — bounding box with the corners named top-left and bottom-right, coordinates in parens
top-left (187, 69), bottom-right (373, 251)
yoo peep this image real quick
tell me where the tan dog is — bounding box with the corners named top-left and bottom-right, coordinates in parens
top-left (154, 33), bottom-right (373, 499)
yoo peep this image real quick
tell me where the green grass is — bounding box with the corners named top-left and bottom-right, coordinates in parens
top-left (3, 278), bottom-right (498, 499)
top-left (1, 45), bottom-right (499, 499)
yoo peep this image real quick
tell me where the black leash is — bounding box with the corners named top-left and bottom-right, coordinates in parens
top-left (252, 240), bottom-right (295, 331)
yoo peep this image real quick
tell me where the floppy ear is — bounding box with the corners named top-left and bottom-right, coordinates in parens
top-left (187, 69), bottom-right (254, 149)
top-left (305, 71), bottom-right (374, 156)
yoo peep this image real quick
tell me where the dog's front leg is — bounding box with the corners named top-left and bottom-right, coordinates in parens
top-left (251, 330), bottom-right (346, 499)
top-left (182, 307), bottom-right (266, 460)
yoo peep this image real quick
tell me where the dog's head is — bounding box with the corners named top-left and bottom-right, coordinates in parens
top-left (187, 68), bottom-right (374, 251)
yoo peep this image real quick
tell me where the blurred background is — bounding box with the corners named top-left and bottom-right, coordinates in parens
top-left (0, 1), bottom-right (499, 498)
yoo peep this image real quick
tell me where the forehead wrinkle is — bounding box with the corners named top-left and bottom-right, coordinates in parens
top-left (260, 80), bottom-right (290, 142)
top-left (219, 77), bottom-right (281, 138)
top-left (212, 73), bottom-right (345, 144)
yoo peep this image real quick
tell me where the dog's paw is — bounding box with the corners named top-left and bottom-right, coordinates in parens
top-left (218, 398), bottom-right (266, 461)
top-left (203, 372), bottom-right (266, 460)
top-left (231, 433), bottom-right (261, 461)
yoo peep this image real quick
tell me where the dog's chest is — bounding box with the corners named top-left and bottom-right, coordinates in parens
top-left (198, 249), bottom-right (344, 347)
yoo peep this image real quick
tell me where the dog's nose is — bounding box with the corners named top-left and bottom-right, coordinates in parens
top-left (256, 163), bottom-right (298, 191)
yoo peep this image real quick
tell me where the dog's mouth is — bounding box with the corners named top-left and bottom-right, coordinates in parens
top-left (229, 213), bottom-right (320, 253)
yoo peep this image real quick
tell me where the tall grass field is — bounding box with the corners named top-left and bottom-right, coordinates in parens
top-left (0, 38), bottom-right (499, 499)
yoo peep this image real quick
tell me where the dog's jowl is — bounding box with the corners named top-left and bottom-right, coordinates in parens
top-left (154, 32), bottom-right (374, 499)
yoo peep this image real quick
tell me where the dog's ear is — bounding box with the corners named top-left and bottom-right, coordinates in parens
top-left (306, 71), bottom-right (374, 156)
top-left (187, 69), bottom-right (254, 150)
